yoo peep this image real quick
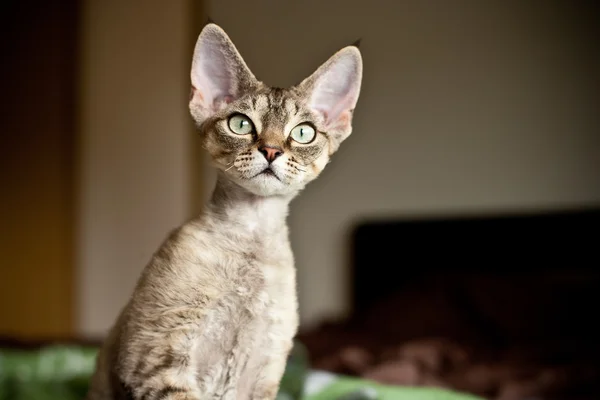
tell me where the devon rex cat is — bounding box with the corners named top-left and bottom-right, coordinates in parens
top-left (86, 22), bottom-right (363, 400)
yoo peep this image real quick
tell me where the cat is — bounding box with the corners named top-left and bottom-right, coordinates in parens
top-left (85, 22), bottom-right (362, 400)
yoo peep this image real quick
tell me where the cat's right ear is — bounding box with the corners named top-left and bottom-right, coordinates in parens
top-left (189, 23), bottom-right (258, 122)
top-left (297, 45), bottom-right (363, 153)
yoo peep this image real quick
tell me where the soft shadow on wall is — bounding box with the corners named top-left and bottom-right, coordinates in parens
top-left (0, 0), bottom-right (79, 339)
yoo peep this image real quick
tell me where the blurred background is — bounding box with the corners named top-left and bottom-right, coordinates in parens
top-left (1, 0), bottom-right (599, 399)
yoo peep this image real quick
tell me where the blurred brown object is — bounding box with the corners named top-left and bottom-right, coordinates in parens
top-left (363, 360), bottom-right (421, 386)
top-left (297, 328), bottom-right (600, 400)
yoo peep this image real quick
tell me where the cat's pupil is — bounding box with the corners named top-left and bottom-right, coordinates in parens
top-left (299, 128), bottom-right (304, 137)
top-left (240, 120), bottom-right (247, 128)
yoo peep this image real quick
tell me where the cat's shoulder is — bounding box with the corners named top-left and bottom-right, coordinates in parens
top-left (158, 217), bottom-right (211, 248)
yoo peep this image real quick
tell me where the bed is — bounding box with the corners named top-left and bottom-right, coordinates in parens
top-left (297, 207), bottom-right (600, 400)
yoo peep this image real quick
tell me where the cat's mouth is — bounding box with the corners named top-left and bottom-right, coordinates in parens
top-left (253, 167), bottom-right (281, 181)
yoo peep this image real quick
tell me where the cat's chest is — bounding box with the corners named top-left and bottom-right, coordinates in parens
top-left (235, 235), bottom-right (293, 291)
top-left (232, 240), bottom-right (296, 322)
top-left (186, 226), bottom-right (296, 322)
top-left (200, 251), bottom-right (297, 347)
top-left (235, 253), bottom-right (294, 310)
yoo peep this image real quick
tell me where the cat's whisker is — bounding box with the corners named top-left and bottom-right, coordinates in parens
top-left (225, 163), bottom-right (235, 172)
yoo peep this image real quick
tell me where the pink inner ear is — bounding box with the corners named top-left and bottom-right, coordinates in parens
top-left (317, 109), bottom-right (329, 121)
top-left (191, 36), bottom-right (239, 111)
top-left (312, 87), bottom-right (354, 128)
top-left (328, 110), bottom-right (352, 132)
top-left (190, 86), bottom-right (203, 102)
top-left (312, 78), bottom-right (357, 124)
top-left (309, 55), bottom-right (360, 127)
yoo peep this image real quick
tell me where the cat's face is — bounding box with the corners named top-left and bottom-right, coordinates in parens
top-left (189, 24), bottom-right (362, 197)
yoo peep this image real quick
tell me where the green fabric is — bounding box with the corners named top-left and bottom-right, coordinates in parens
top-left (0, 346), bottom-right (97, 400)
top-left (0, 343), bottom-right (480, 400)
top-left (278, 342), bottom-right (309, 399)
top-left (305, 375), bottom-right (484, 400)
top-left (0, 344), bottom-right (307, 400)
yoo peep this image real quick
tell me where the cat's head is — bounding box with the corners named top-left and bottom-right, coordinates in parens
top-left (189, 23), bottom-right (362, 197)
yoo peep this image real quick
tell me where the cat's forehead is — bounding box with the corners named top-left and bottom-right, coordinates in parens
top-left (236, 86), bottom-right (315, 131)
top-left (252, 87), bottom-right (299, 115)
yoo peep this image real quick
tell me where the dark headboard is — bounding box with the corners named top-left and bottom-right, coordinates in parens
top-left (350, 207), bottom-right (600, 344)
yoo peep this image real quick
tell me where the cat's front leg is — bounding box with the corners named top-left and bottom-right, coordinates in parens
top-left (127, 375), bottom-right (203, 400)
top-left (252, 382), bottom-right (281, 400)
top-left (148, 392), bottom-right (199, 400)
top-left (119, 329), bottom-right (204, 400)
top-left (252, 344), bottom-right (292, 400)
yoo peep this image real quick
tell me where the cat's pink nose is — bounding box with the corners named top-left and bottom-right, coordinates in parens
top-left (259, 146), bottom-right (283, 163)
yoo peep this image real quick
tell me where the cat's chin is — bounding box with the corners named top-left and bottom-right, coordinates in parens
top-left (226, 172), bottom-right (303, 198)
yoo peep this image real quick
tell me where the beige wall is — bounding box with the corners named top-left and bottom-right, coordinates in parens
top-left (76, 1), bottom-right (599, 337)
top-left (205, 0), bottom-right (600, 327)
top-left (77, 0), bottom-right (198, 337)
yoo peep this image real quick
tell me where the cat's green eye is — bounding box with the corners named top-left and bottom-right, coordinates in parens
top-left (290, 123), bottom-right (316, 144)
top-left (228, 114), bottom-right (254, 135)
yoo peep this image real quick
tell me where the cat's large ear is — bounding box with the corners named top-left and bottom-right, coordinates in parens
top-left (298, 46), bottom-right (363, 152)
top-left (190, 23), bottom-right (258, 123)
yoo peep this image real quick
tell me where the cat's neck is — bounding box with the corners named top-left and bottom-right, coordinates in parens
top-left (205, 172), bottom-right (291, 235)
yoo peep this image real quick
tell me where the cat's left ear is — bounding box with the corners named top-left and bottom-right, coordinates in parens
top-left (298, 46), bottom-right (363, 152)
top-left (190, 23), bottom-right (258, 123)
